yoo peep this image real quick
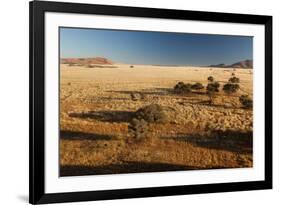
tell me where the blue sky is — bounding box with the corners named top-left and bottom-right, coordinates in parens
top-left (60, 27), bottom-right (253, 66)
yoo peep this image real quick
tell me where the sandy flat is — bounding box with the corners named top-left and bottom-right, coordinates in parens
top-left (59, 64), bottom-right (253, 176)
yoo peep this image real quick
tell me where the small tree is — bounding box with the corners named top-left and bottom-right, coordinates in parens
top-left (191, 82), bottom-right (204, 90)
top-left (223, 83), bottom-right (240, 94)
top-left (208, 76), bottom-right (214, 82)
top-left (206, 81), bottom-right (220, 104)
top-left (239, 95), bottom-right (253, 108)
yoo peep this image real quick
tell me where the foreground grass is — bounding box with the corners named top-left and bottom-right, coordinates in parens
top-left (60, 123), bottom-right (252, 176)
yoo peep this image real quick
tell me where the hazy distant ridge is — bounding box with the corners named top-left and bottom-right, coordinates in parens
top-left (61, 57), bottom-right (113, 65)
top-left (209, 59), bottom-right (253, 68)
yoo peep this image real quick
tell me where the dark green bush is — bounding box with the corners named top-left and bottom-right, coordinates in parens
top-left (135, 104), bottom-right (168, 123)
top-left (207, 82), bottom-right (220, 93)
top-left (223, 83), bottom-right (240, 94)
top-left (174, 82), bottom-right (192, 94)
top-left (228, 76), bottom-right (240, 83)
top-left (239, 95), bottom-right (253, 108)
top-left (191, 82), bottom-right (204, 90)
top-left (207, 76), bottom-right (214, 82)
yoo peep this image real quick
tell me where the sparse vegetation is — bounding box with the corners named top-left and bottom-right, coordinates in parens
top-left (207, 76), bottom-right (214, 82)
top-left (174, 82), bottom-right (192, 94)
top-left (239, 95), bottom-right (253, 108)
top-left (128, 118), bottom-right (149, 139)
top-left (60, 63), bottom-right (253, 176)
top-left (135, 104), bottom-right (168, 123)
top-left (223, 76), bottom-right (240, 94)
top-left (228, 76), bottom-right (240, 83)
top-left (191, 82), bottom-right (204, 90)
top-left (130, 92), bottom-right (146, 101)
top-left (223, 83), bottom-right (240, 94)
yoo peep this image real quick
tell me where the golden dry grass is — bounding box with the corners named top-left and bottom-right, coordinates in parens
top-left (59, 64), bottom-right (253, 176)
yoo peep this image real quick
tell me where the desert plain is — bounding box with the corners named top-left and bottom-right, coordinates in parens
top-left (59, 63), bottom-right (253, 176)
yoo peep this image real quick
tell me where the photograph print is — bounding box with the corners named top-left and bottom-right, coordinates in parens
top-left (59, 27), bottom-right (253, 177)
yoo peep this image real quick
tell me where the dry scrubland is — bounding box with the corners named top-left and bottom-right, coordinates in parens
top-left (60, 63), bottom-right (253, 176)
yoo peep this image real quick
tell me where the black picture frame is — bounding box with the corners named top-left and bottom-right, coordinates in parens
top-left (29, 1), bottom-right (272, 204)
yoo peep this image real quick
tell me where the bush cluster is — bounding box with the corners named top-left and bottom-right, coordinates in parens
top-left (128, 104), bottom-right (168, 139)
top-left (135, 104), bottom-right (168, 123)
top-left (206, 81), bottom-right (220, 93)
top-left (128, 118), bottom-right (149, 139)
top-left (174, 82), bottom-right (192, 94)
top-left (223, 83), bottom-right (240, 94)
top-left (223, 76), bottom-right (240, 94)
top-left (228, 76), bottom-right (240, 83)
top-left (239, 95), bottom-right (253, 108)
top-left (191, 82), bottom-right (204, 90)
top-left (207, 76), bottom-right (214, 82)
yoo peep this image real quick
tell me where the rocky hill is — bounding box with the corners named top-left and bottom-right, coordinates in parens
top-left (61, 57), bottom-right (113, 65)
top-left (209, 59), bottom-right (253, 68)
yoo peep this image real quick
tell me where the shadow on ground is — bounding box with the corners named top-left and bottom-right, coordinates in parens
top-left (107, 88), bottom-right (174, 96)
top-left (60, 161), bottom-right (205, 176)
top-left (163, 130), bottom-right (253, 154)
top-left (69, 110), bottom-right (134, 123)
top-left (60, 130), bottom-right (117, 141)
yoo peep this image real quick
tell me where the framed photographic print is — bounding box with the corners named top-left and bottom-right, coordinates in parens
top-left (29, 0), bottom-right (272, 204)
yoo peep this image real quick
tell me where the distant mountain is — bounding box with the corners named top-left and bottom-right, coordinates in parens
top-left (61, 57), bottom-right (113, 65)
top-left (209, 60), bottom-right (253, 68)
top-left (209, 63), bottom-right (227, 68)
top-left (230, 59), bottom-right (253, 68)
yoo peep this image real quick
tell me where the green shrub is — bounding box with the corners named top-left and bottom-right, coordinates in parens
top-left (207, 76), bottom-right (214, 82)
top-left (191, 82), bottom-right (204, 90)
top-left (239, 95), bottom-right (253, 108)
top-left (174, 82), bottom-right (192, 94)
top-left (223, 83), bottom-right (240, 94)
top-left (207, 82), bottom-right (220, 93)
top-left (128, 118), bottom-right (149, 139)
top-left (135, 104), bottom-right (168, 123)
top-left (228, 76), bottom-right (240, 83)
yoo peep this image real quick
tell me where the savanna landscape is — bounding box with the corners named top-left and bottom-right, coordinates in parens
top-left (59, 58), bottom-right (253, 176)
top-left (59, 28), bottom-right (253, 176)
